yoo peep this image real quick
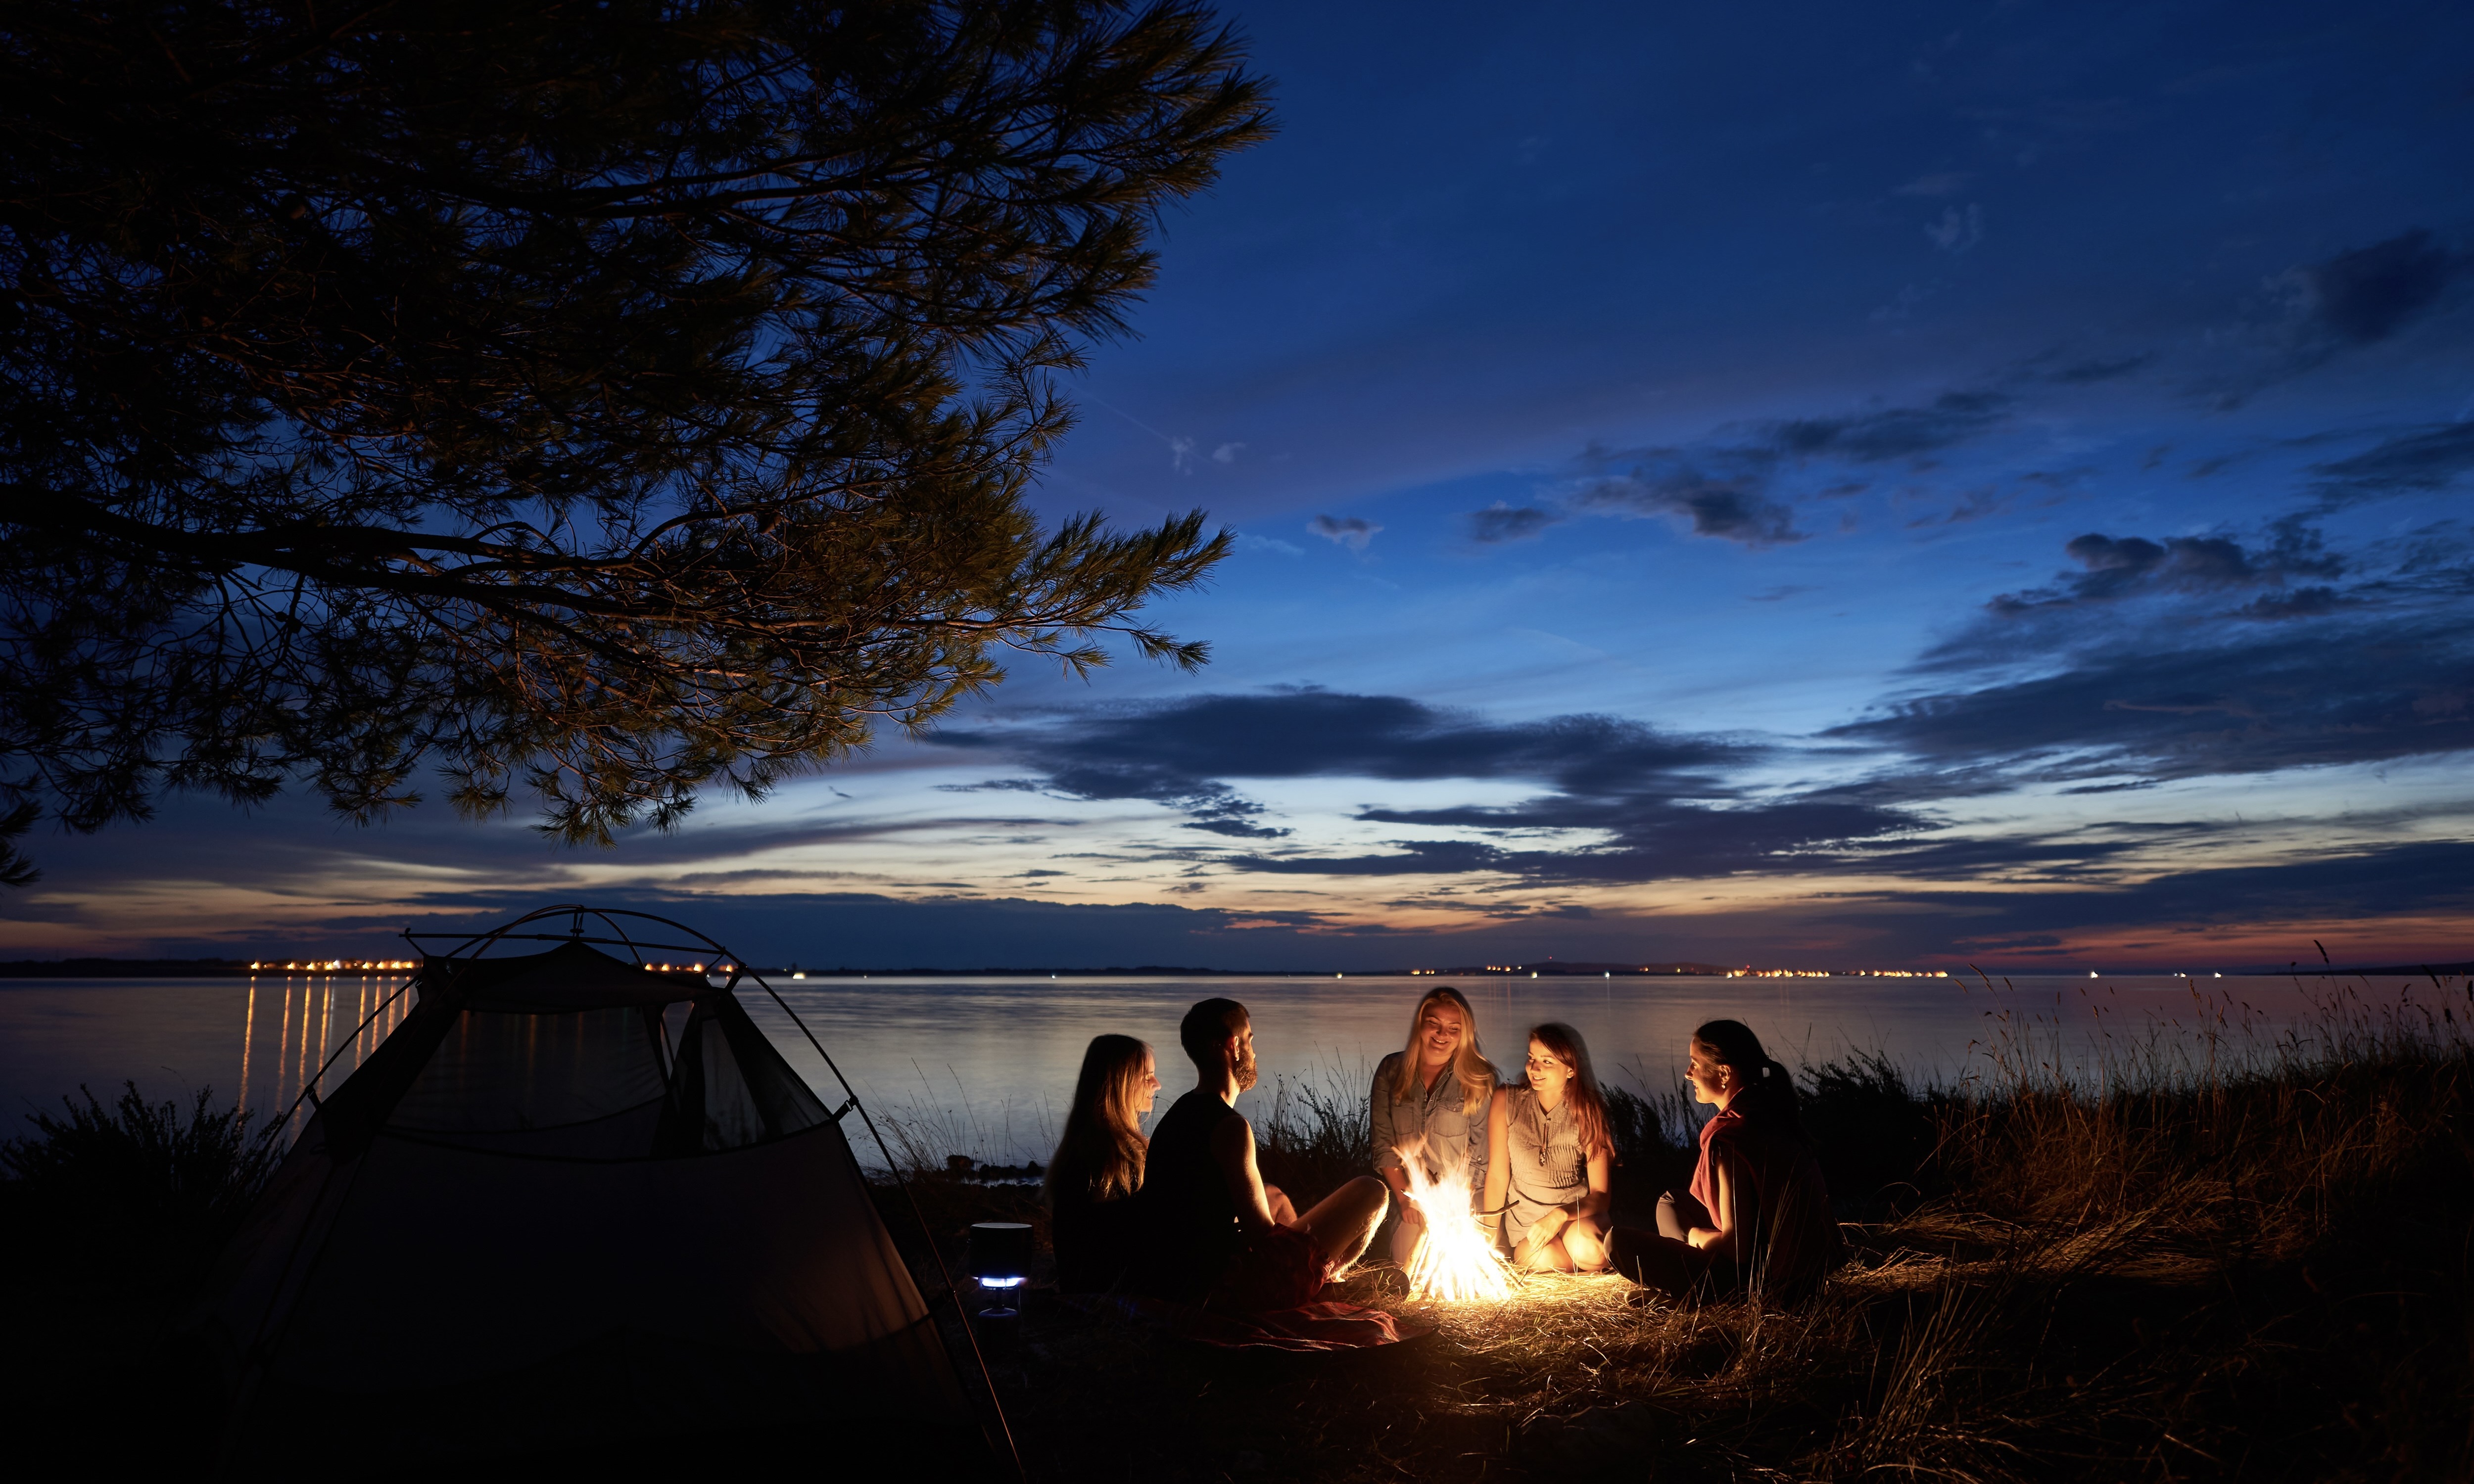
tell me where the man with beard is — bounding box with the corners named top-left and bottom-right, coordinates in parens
top-left (1133, 998), bottom-right (1390, 1309)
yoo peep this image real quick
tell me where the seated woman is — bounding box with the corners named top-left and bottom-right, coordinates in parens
top-left (1609, 1019), bottom-right (1844, 1303)
top-left (1482, 1022), bottom-right (1615, 1272)
top-left (1371, 986), bottom-right (1498, 1266)
top-left (1045, 1033), bottom-right (1161, 1293)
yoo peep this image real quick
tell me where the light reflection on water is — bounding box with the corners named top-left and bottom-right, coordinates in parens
top-left (0, 969), bottom-right (2447, 1163)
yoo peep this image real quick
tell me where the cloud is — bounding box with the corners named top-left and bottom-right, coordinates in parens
top-left (1878, 840), bottom-right (2474, 941)
top-left (1871, 281), bottom-right (1937, 322)
top-left (1178, 791), bottom-right (1290, 839)
top-left (1985, 526), bottom-right (2343, 614)
top-left (1341, 792), bottom-right (1923, 883)
top-left (927, 690), bottom-right (1804, 868)
top-left (2232, 586), bottom-right (2349, 621)
top-left (938, 691), bottom-right (1738, 799)
top-left (1576, 454), bottom-right (1802, 546)
top-left (1836, 619), bottom-right (2474, 781)
top-left (1926, 203), bottom-right (1984, 254)
top-left (1170, 435), bottom-right (1195, 473)
top-left (2051, 352), bottom-right (2155, 384)
top-left (1565, 390), bottom-right (2014, 550)
top-left (1769, 391), bottom-right (2011, 462)
top-left (1184, 817), bottom-right (1290, 839)
top-left (2210, 230), bottom-right (2468, 405)
top-left (926, 690), bottom-right (1976, 886)
top-left (1895, 172), bottom-right (1972, 197)
top-left (1224, 839), bottom-right (1509, 876)
top-left (1469, 503), bottom-right (1563, 544)
top-left (1237, 532), bottom-right (1304, 556)
top-left (2309, 420), bottom-right (2474, 504)
top-left (2292, 228), bottom-right (2462, 345)
top-left (1212, 442), bottom-right (1246, 464)
top-left (1309, 514), bottom-right (1382, 552)
top-left (1907, 488), bottom-right (2008, 528)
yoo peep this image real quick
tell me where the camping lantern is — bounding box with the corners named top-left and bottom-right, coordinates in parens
top-left (967, 1221), bottom-right (1034, 1318)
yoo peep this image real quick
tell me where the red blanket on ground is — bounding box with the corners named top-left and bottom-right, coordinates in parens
top-left (1074, 1294), bottom-right (1432, 1352)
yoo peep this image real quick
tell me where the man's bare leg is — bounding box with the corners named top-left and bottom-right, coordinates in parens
top-left (1294, 1175), bottom-right (1389, 1275)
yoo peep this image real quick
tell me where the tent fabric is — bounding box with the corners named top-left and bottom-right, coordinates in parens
top-left (199, 938), bottom-right (973, 1463)
top-left (430, 936), bottom-right (713, 1012)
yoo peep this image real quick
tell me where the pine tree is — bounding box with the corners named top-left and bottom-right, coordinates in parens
top-left (0, 0), bottom-right (1269, 869)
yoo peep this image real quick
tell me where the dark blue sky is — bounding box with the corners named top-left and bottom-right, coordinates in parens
top-left (7, 0), bottom-right (2472, 969)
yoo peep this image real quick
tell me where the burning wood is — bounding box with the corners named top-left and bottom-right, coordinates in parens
top-left (1394, 1139), bottom-right (1514, 1302)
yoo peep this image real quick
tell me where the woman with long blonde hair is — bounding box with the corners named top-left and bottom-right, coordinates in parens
top-left (1483, 1022), bottom-right (1616, 1271)
top-left (1370, 986), bottom-right (1498, 1265)
top-left (1046, 1033), bottom-right (1160, 1293)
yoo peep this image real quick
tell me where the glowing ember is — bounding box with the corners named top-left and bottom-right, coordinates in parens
top-left (1394, 1139), bottom-right (1514, 1302)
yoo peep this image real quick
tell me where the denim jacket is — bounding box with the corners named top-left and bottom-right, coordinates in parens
top-left (1369, 1050), bottom-right (1493, 1193)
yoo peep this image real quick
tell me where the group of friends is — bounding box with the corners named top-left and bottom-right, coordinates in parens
top-left (1044, 987), bottom-right (1845, 1312)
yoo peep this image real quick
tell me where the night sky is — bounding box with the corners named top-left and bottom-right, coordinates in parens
top-left (7, 0), bottom-right (2473, 971)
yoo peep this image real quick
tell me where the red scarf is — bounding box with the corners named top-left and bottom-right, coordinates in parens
top-left (1689, 1105), bottom-right (1743, 1216)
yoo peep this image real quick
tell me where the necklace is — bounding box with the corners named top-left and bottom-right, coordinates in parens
top-left (1531, 1093), bottom-right (1561, 1167)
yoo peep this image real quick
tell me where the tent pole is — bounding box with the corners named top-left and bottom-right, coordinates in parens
top-left (743, 969), bottom-right (1027, 1484)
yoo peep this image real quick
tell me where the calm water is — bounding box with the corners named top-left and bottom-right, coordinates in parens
top-left (2, 968), bottom-right (2426, 1164)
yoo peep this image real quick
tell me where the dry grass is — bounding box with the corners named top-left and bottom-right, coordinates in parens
top-left (950, 974), bottom-right (2474, 1482)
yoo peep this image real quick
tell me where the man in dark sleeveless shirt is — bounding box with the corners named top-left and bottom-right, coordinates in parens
top-left (1134, 998), bottom-right (1389, 1309)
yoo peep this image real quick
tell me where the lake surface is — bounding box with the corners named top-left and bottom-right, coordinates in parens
top-left (6, 967), bottom-right (2440, 1164)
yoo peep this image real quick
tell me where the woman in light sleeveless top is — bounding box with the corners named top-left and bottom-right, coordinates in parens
top-left (1482, 1022), bottom-right (1615, 1271)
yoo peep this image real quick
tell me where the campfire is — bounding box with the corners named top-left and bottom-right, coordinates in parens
top-left (1394, 1140), bottom-right (1514, 1302)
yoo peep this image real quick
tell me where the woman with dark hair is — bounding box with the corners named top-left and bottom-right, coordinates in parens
top-left (1371, 986), bottom-right (1499, 1265)
top-left (1482, 1022), bottom-right (1616, 1272)
top-left (1610, 1019), bottom-right (1843, 1303)
top-left (1046, 1033), bottom-right (1161, 1293)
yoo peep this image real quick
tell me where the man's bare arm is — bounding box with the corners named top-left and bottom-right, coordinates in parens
top-left (1210, 1113), bottom-right (1281, 1232)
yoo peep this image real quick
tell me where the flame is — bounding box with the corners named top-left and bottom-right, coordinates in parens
top-left (1395, 1141), bottom-right (1514, 1302)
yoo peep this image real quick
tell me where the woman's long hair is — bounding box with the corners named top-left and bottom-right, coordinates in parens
top-left (1525, 1021), bottom-right (1613, 1159)
top-left (1692, 1019), bottom-right (1805, 1139)
top-left (1047, 1034), bottom-right (1151, 1203)
top-left (1388, 986), bottom-right (1497, 1115)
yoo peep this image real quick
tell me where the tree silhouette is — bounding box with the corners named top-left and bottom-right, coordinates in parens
top-left (0, 0), bottom-right (1268, 876)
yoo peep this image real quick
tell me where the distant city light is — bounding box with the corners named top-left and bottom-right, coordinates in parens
top-left (1724, 968), bottom-right (1951, 979)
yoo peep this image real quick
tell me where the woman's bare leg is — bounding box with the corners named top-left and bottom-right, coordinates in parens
top-left (1263, 1183), bottom-right (1299, 1227)
top-left (1515, 1235), bottom-right (1575, 1272)
top-left (1563, 1217), bottom-right (1611, 1272)
top-left (1295, 1175), bottom-right (1389, 1274)
top-left (1388, 1211), bottom-right (1425, 1266)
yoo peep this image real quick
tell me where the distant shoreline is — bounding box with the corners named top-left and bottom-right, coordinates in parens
top-left (4, 956), bottom-right (2464, 980)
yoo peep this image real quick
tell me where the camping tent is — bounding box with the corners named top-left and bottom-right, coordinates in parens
top-left (199, 913), bottom-right (994, 1472)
